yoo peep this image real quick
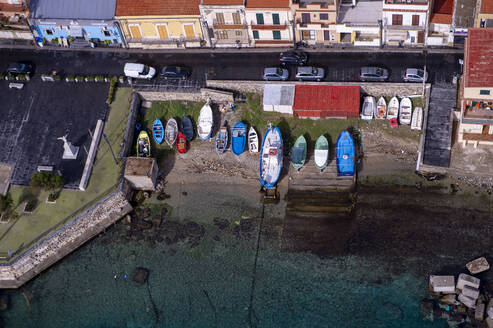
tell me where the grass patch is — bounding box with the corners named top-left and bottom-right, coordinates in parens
top-left (0, 88), bottom-right (132, 259)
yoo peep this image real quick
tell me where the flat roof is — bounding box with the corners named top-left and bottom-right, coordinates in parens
top-left (263, 84), bottom-right (295, 106)
top-left (30, 0), bottom-right (117, 20)
top-left (481, 0), bottom-right (493, 14)
top-left (464, 28), bottom-right (493, 88)
top-left (124, 157), bottom-right (155, 177)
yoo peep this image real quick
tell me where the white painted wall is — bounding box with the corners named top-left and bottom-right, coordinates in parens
top-left (245, 10), bottom-right (292, 26)
top-left (383, 11), bottom-right (426, 26)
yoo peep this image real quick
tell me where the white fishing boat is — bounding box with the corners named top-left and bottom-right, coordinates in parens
top-left (399, 97), bottom-right (412, 125)
top-left (259, 124), bottom-right (283, 189)
top-left (164, 118), bottom-right (178, 147)
top-left (387, 96), bottom-right (399, 120)
top-left (411, 106), bottom-right (423, 130)
top-left (375, 97), bottom-right (387, 119)
top-left (197, 100), bottom-right (213, 140)
top-left (361, 96), bottom-right (375, 121)
top-left (248, 127), bottom-right (259, 153)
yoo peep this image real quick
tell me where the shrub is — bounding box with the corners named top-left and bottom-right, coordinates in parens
top-left (0, 74), bottom-right (5, 80)
top-left (48, 191), bottom-right (60, 202)
top-left (106, 80), bottom-right (117, 104)
top-left (53, 74), bottom-right (61, 81)
top-left (75, 75), bottom-right (84, 81)
top-left (104, 40), bottom-right (111, 45)
top-left (85, 76), bottom-right (95, 82)
top-left (51, 38), bottom-right (59, 45)
top-left (95, 75), bottom-right (104, 81)
top-left (24, 199), bottom-right (37, 212)
top-left (6, 74), bottom-right (14, 80)
top-left (30, 172), bottom-right (64, 191)
top-left (68, 36), bottom-right (75, 42)
top-left (0, 193), bottom-right (13, 213)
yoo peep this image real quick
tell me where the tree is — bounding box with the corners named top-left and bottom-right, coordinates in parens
top-left (0, 193), bottom-right (13, 213)
top-left (30, 172), bottom-right (64, 191)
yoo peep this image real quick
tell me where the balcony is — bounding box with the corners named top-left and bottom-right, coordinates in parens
top-left (251, 21), bottom-right (288, 30)
top-left (212, 19), bottom-right (247, 30)
top-left (0, 3), bottom-right (28, 14)
top-left (385, 0), bottom-right (428, 4)
top-left (462, 101), bottom-right (493, 124)
top-left (296, 19), bottom-right (332, 28)
top-left (127, 37), bottom-right (202, 45)
top-left (292, 0), bottom-right (335, 9)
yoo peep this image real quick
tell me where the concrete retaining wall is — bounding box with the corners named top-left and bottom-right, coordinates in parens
top-left (139, 88), bottom-right (234, 103)
top-left (206, 80), bottom-right (428, 97)
top-left (120, 92), bottom-right (140, 160)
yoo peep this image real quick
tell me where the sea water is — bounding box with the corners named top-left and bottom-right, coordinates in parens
top-left (1, 216), bottom-right (447, 328)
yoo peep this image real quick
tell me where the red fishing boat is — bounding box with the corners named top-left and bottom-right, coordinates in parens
top-left (176, 132), bottom-right (186, 154)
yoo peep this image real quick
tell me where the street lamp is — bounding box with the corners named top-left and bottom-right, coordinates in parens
top-left (378, 19), bottom-right (383, 48)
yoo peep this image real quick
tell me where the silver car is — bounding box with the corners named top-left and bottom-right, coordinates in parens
top-left (295, 66), bottom-right (325, 81)
top-left (263, 67), bottom-right (289, 81)
top-left (359, 66), bottom-right (389, 82)
top-left (403, 68), bottom-right (427, 82)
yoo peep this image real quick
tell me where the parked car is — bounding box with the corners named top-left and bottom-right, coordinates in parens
top-left (280, 51), bottom-right (308, 66)
top-left (7, 62), bottom-right (33, 75)
top-left (160, 66), bottom-right (191, 80)
top-left (263, 67), bottom-right (289, 81)
top-left (123, 63), bottom-right (156, 79)
top-left (403, 68), bottom-right (427, 82)
top-left (359, 66), bottom-right (389, 82)
top-left (295, 66), bottom-right (325, 81)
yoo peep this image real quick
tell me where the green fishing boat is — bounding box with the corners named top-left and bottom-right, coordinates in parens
top-left (291, 135), bottom-right (307, 171)
top-left (314, 135), bottom-right (329, 171)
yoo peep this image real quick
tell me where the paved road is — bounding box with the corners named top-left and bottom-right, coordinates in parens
top-left (0, 48), bottom-right (462, 84)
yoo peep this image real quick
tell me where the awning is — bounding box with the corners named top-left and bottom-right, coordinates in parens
top-left (386, 30), bottom-right (407, 41)
top-left (67, 26), bottom-right (83, 37)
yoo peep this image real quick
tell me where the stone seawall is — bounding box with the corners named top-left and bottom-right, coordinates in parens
top-left (138, 87), bottom-right (234, 103)
top-left (206, 80), bottom-right (428, 97)
top-left (0, 184), bottom-right (133, 289)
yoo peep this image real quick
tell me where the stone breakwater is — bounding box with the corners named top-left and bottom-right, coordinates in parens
top-left (0, 188), bottom-right (133, 289)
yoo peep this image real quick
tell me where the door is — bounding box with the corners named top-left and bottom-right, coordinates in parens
top-left (412, 15), bottom-right (419, 26)
top-left (301, 13), bottom-right (310, 24)
top-left (157, 25), bottom-right (168, 39)
top-left (129, 25), bottom-right (142, 39)
top-left (256, 13), bottom-right (264, 25)
top-left (417, 30), bottom-right (424, 43)
top-left (232, 12), bottom-right (241, 25)
top-left (216, 13), bottom-right (225, 25)
top-left (184, 25), bottom-right (195, 38)
top-left (482, 125), bottom-right (489, 135)
top-left (392, 14), bottom-right (403, 25)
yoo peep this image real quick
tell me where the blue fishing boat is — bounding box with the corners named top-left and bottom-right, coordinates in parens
top-left (259, 124), bottom-right (283, 189)
top-left (152, 119), bottom-right (164, 144)
top-left (231, 122), bottom-right (247, 155)
top-left (336, 130), bottom-right (355, 177)
top-left (181, 116), bottom-right (194, 141)
top-left (216, 124), bottom-right (228, 154)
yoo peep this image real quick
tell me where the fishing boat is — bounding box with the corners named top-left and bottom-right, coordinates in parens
top-left (165, 118), bottom-right (178, 147)
top-left (291, 135), bottom-right (307, 171)
top-left (136, 130), bottom-right (151, 157)
top-left (197, 101), bottom-right (213, 140)
top-left (248, 127), bottom-right (259, 153)
top-left (181, 116), bottom-right (194, 141)
top-left (314, 135), bottom-right (329, 171)
top-left (361, 96), bottom-right (375, 121)
top-left (259, 124), bottom-right (283, 189)
top-left (336, 131), bottom-right (355, 177)
top-left (152, 119), bottom-right (164, 144)
top-left (399, 97), bottom-right (412, 125)
top-left (231, 121), bottom-right (247, 156)
top-left (375, 97), bottom-right (387, 119)
top-left (387, 96), bottom-right (399, 120)
top-left (216, 124), bottom-right (228, 154)
top-left (411, 106), bottom-right (423, 130)
top-left (176, 132), bottom-right (186, 154)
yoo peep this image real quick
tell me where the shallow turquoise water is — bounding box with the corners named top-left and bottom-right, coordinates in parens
top-left (1, 216), bottom-right (448, 328)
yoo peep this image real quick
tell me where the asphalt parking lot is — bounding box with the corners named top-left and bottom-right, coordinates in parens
top-left (0, 79), bottom-right (108, 188)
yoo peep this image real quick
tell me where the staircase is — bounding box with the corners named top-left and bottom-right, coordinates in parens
top-left (281, 159), bottom-right (356, 255)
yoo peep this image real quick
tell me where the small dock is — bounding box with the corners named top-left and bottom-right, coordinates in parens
top-left (281, 158), bottom-right (356, 255)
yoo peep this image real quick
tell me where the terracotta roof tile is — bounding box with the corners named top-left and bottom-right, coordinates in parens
top-left (293, 85), bottom-right (360, 118)
top-left (202, 0), bottom-right (244, 5)
top-left (481, 0), bottom-right (493, 14)
top-left (430, 13), bottom-right (452, 24)
top-left (246, 0), bottom-right (289, 8)
top-left (464, 28), bottom-right (493, 88)
top-left (115, 0), bottom-right (200, 16)
top-left (432, 0), bottom-right (454, 14)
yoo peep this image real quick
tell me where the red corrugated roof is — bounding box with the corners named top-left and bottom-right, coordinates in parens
top-left (465, 28), bottom-right (493, 88)
top-left (430, 0), bottom-right (453, 24)
top-left (246, 0), bottom-right (289, 8)
top-left (116, 0), bottom-right (200, 16)
top-left (202, 0), bottom-right (244, 5)
top-left (481, 0), bottom-right (493, 14)
top-left (430, 13), bottom-right (452, 24)
top-left (292, 85), bottom-right (360, 118)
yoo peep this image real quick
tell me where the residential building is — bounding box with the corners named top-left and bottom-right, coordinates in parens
top-left (29, 0), bottom-right (123, 48)
top-left (476, 0), bottom-right (493, 27)
top-left (0, 0), bottom-right (33, 43)
top-left (115, 0), bottom-right (205, 49)
top-left (199, 0), bottom-right (250, 48)
top-left (335, 0), bottom-right (382, 46)
top-left (458, 28), bottom-right (493, 147)
top-left (427, 0), bottom-right (454, 45)
top-left (246, 0), bottom-right (294, 47)
top-left (291, 0), bottom-right (338, 45)
top-left (452, 0), bottom-right (476, 45)
top-left (382, 0), bottom-right (429, 46)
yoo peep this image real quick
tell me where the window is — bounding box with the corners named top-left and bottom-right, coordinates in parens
top-left (310, 30), bottom-right (315, 39)
top-left (232, 12), bottom-right (241, 25)
top-left (480, 90), bottom-right (491, 95)
top-left (301, 13), bottom-right (310, 24)
top-left (216, 13), bottom-right (225, 25)
top-left (302, 30), bottom-right (315, 40)
top-left (253, 30), bottom-right (259, 39)
top-left (392, 14), bottom-right (403, 25)
top-left (129, 25), bottom-right (142, 39)
top-left (218, 30), bottom-right (228, 39)
top-left (256, 13), bottom-right (264, 25)
top-left (235, 30), bottom-right (242, 36)
top-left (324, 30), bottom-right (330, 40)
top-left (103, 29), bottom-right (112, 37)
top-left (412, 15), bottom-right (419, 26)
top-left (273, 30), bottom-right (281, 40)
top-left (183, 24), bottom-right (195, 38)
top-left (45, 28), bottom-right (54, 35)
top-left (320, 13), bottom-right (328, 20)
top-left (272, 13), bottom-right (280, 25)
top-left (156, 25), bottom-right (168, 39)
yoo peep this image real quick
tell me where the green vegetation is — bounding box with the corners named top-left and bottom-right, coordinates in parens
top-left (30, 172), bottom-right (64, 191)
top-left (85, 76), bottom-right (95, 82)
top-left (106, 80), bottom-right (117, 104)
top-left (0, 194), bottom-right (13, 213)
top-left (66, 75), bottom-right (75, 81)
top-left (0, 88), bottom-right (132, 260)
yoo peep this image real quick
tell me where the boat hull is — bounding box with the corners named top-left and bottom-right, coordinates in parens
top-left (387, 97), bottom-right (399, 120)
top-left (411, 107), bottom-right (423, 130)
top-left (399, 97), bottom-right (412, 125)
top-left (181, 116), bottom-right (194, 141)
top-left (215, 127), bottom-right (228, 154)
top-left (336, 131), bottom-right (355, 177)
top-left (152, 119), bottom-right (164, 144)
top-left (291, 135), bottom-right (307, 170)
top-left (165, 118), bottom-right (178, 147)
top-left (259, 126), bottom-right (283, 189)
top-left (314, 135), bottom-right (329, 170)
top-left (136, 131), bottom-right (151, 157)
top-left (232, 122), bottom-right (247, 155)
top-left (176, 132), bottom-right (186, 154)
top-left (198, 103), bottom-right (213, 140)
top-left (248, 127), bottom-right (259, 153)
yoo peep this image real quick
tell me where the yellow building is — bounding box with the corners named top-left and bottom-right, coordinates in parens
top-left (476, 0), bottom-right (493, 27)
top-left (115, 0), bottom-right (205, 49)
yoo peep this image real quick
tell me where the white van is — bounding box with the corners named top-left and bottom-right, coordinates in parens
top-left (123, 63), bottom-right (156, 80)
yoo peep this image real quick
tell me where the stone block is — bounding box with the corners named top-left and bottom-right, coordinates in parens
top-left (462, 285), bottom-right (480, 300)
top-left (487, 317), bottom-right (493, 328)
top-left (458, 293), bottom-right (476, 308)
top-left (475, 302), bottom-right (485, 321)
top-left (457, 273), bottom-right (480, 290)
top-left (440, 294), bottom-right (456, 305)
top-left (487, 299), bottom-right (493, 318)
top-left (466, 257), bottom-right (490, 274)
top-left (430, 275), bottom-right (455, 293)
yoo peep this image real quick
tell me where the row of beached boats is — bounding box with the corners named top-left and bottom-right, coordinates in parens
top-left (361, 96), bottom-right (423, 130)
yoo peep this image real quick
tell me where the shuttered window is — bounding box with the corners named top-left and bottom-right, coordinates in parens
top-left (301, 13), bottom-right (310, 24)
top-left (412, 15), bottom-right (419, 26)
top-left (324, 30), bottom-right (330, 40)
top-left (273, 31), bottom-right (281, 40)
top-left (392, 14), bottom-right (403, 25)
top-left (256, 13), bottom-right (264, 25)
top-left (216, 13), bottom-right (225, 25)
top-left (156, 25), bottom-right (168, 39)
top-left (129, 25), bottom-right (142, 39)
top-left (232, 12), bottom-right (241, 25)
top-left (253, 30), bottom-right (259, 39)
top-left (184, 25), bottom-right (195, 38)
top-left (272, 13), bottom-right (280, 25)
